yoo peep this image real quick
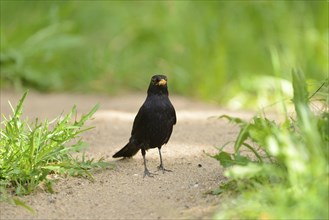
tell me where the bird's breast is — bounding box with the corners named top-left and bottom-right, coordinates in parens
top-left (138, 95), bottom-right (175, 147)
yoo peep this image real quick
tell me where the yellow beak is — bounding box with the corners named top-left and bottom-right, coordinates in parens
top-left (157, 79), bottom-right (167, 86)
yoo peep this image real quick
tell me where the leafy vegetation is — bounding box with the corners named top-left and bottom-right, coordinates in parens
top-left (1, 2), bottom-right (327, 107)
top-left (212, 71), bottom-right (328, 219)
top-left (0, 91), bottom-right (112, 208)
top-left (0, 2), bottom-right (328, 216)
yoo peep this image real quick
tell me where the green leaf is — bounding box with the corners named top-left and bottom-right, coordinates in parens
top-left (292, 69), bottom-right (310, 119)
top-left (213, 151), bottom-right (234, 168)
top-left (13, 90), bottom-right (29, 118)
top-left (234, 123), bottom-right (250, 152)
top-left (234, 153), bottom-right (251, 166)
top-left (211, 188), bottom-right (224, 195)
top-left (219, 115), bottom-right (247, 126)
top-left (292, 69), bottom-right (309, 105)
top-left (13, 198), bottom-right (35, 213)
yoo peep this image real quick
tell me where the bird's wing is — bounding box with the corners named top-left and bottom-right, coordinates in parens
top-left (172, 107), bottom-right (177, 125)
top-left (131, 105), bottom-right (145, 136)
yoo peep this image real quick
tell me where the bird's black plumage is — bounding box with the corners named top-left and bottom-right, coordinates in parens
top-left (113, 75), bottom-right (176, 177)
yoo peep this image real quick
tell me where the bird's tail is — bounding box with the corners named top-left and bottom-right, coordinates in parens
top-left (112, 142), bottom-right (140, 158)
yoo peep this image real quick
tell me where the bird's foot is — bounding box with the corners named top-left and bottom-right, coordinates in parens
top-left (158, 164), bottom-right (172, 174)
top-left (143, 169), bottom-right (157, 178)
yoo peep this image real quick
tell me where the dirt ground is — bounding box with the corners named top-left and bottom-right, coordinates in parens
top-left (0, 90), bottom-right (254, 220)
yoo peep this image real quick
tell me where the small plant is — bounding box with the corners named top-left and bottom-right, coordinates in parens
top-left (0, 91), bottom-right (112, 208)
top-left (212, 70), bottom-right (328, 219)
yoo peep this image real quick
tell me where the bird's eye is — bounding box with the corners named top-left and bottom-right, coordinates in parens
top-left (153, 77), bottom-right (161, 84)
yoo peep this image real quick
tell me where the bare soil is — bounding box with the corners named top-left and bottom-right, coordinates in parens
top-left (0, 91), bottom-right (254, 219)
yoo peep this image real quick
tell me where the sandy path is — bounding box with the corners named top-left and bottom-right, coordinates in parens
top-left (0, 91), bottom-right (253, 219)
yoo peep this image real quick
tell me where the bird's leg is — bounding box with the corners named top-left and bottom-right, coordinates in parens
top-left (157, 148), bottom-right (172, 173)
top-left (141, 149), bottom-right (156, 178)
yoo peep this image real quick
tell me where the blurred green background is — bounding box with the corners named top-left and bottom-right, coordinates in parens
top-left (1, 1), bottom-right (327, 108)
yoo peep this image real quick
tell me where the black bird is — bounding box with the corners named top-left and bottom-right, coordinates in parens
top-left (113, 75), bottom-right (176, 177)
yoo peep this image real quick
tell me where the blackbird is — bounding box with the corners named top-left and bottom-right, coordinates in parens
top-left (112, 74), bottom-right (176, 177)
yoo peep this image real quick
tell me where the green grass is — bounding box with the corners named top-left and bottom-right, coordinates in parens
top-left (0, 91), bottom-right (112, 209)
top-left (211, 70), bottom-right (328, 219)
top-left (1, 1), bottom-right (327, 107)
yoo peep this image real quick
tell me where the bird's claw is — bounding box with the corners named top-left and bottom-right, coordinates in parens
top-left (143, 169), bottom-right (157, 178)
top-left (158, 165), bottom-right (172, 173)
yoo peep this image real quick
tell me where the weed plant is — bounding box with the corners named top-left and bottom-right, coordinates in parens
top-left (212, 70), bottom-right (328, 219)
top-left (0, 91), bottom-right (111, 208)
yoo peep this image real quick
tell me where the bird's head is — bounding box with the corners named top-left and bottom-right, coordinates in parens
top-left (148, 75), bottom-right (169, 95)
top-left (151, 75), bottom-right (167, 86)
